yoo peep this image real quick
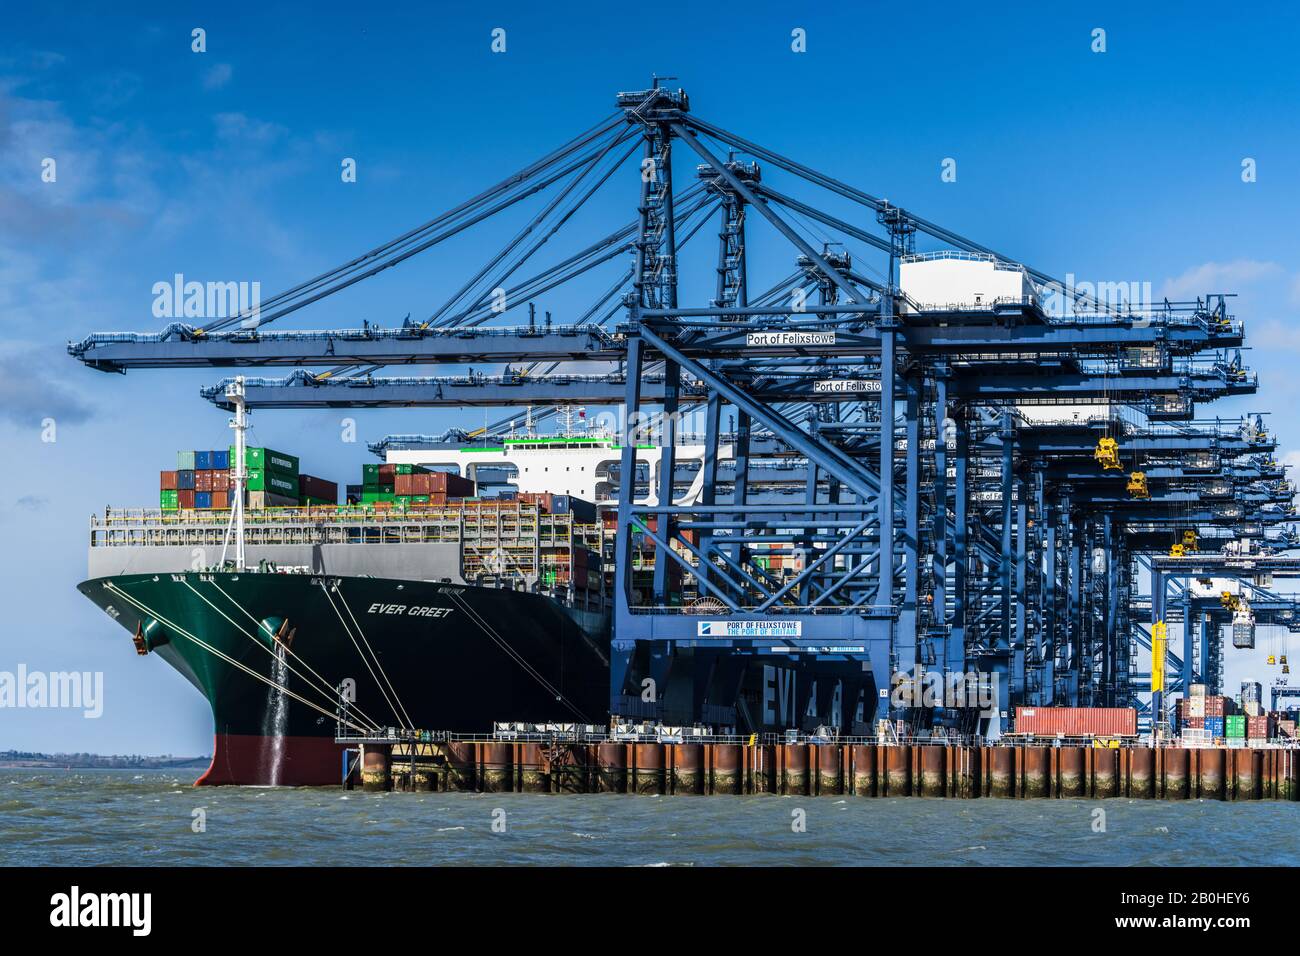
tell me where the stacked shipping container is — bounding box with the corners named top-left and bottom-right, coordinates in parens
top-left (161, 448), bottom-right (231, 511)
top-left (157, 452), bottom-right (611, 518)
top-left (1176, 685), bottom-right (1240, 739)
top-left (361, 463), bottom-right (477, 507)
top-left (238, 446), bottom-right (299, 508)
top-left (161, 447), bottom-right (319, 511)
top-left (297, 473), bottom-right (338, 507)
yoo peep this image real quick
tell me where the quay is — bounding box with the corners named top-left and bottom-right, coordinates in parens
top-left (344, 735), bottom-right (1300, 801)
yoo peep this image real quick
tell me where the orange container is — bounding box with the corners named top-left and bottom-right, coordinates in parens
top-left (1013, 707), bottom-right (1137, 737)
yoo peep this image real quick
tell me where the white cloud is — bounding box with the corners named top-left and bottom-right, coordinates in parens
top-left (202, 63), bottom-right (232, 91)
top-left (1160, 260), bottom-right (1281, 300)
top-left (213, 111), bottom-right (286, 144)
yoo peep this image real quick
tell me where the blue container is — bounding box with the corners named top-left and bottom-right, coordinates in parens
top-left (1204, 716), bottom-right (1225, 737)
top-left (212, 450), bottom-right (230, 470)
top-left (194, 491), bottom-right (213, 509)
top-left (177, 470), bottom-right (196, 490)
top-left (195, 450), bottom-right (212, 470)
top-left (551, 494), bottom-right (597, 522)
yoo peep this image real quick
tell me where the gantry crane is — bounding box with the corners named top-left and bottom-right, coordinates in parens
top-left (68, 83), bottom-right (1297, 736)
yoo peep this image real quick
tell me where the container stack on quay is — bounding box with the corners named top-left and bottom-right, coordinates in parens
top-left (1176, 683), bottom-right (1237, 742)
top-left (1171, 683), bottom-right (1295, 745)
top-left (1242, 681), bottom-right (1264, 717)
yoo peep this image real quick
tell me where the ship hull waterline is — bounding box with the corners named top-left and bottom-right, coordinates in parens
top-left (78, 572), bottom-right (611, 786)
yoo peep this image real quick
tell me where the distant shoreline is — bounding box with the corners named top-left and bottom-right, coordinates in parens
top-left (0, 751), bottom-right (210, 770)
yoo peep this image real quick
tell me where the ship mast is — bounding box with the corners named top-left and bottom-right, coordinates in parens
top-left (219, 375), bottom-right (248, 570)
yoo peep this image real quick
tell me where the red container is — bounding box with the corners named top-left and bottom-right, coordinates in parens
top-left (210, 490), bottom-right (229, 510)
top-left (160, 470), bottom-right (178, 490)
top-left (1182, 717), bottom-right (1205, 729)
top-left (177, 489), bottom-right (196, 509)
top-left (1013, 707), bottom-right (1138, 737)
top-left (1203, 696), bottom-right (1231, 717)
top-left (1247, 716), bottom-right (1274, 739)
top-left (299, 474), bottom-right (338, 501)
top-left (194, 470), bottom-right (213, 492)
top-left (394, 474), bottom-right (414, 496)
top-left (431, 472), bottom-right (474, 497)
top-left (378, 463), bottom-right (396, 483)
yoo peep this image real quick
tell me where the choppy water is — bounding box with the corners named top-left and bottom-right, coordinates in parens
top-left (1, 769), bottom-right (1296, 866)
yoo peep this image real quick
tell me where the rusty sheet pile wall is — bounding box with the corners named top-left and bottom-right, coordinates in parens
top-left (352, 741), bottom-right (1300, 801)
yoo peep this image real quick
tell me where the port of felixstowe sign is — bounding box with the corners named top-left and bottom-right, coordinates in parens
top-left (812, 379), bottom-right (880, 393)
top-left (697, 620), bottom-right (802, 637)
top-left (744, 331), bottom-right (836, 347)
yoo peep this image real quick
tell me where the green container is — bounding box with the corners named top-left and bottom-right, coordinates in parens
top-left (378, 483), bottom-right (394, 495)
top-left (160, 489), bottom-right (179, 511)
top-left (362, 464), bottom-right (380, 486)
top-left (395, 495), bottom-right (412, 506)
top-left (299, 495), bottom-right (334, 507)
top-left (1226, 715), bottom-right (1246, 738)
top-left (394, 464), bottom-right (430, 475)
top-left (361, 491), bottom-right (382, 504)
top-left (232, 446), bottom-right (299, 476)
top-left (247, 469), bottom-right (299, 497)
top-left (413, 494), bottom-right (430, 503)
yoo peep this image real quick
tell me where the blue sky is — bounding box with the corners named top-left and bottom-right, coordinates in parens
top-left (2, 1), bottom-right (1299, 753)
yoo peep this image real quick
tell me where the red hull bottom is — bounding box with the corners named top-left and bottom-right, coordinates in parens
top-left (195, 733), bottom-right (345, 786)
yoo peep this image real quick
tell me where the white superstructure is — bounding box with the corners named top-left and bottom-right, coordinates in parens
top-left (900, 250), bottom-right (1037, 311)
top-left (384, 433), bottom-right (731, 507)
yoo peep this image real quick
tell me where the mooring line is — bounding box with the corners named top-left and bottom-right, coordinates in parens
top-left (332, 582), bottom-right (415, 730)
top-left (447, 591), bottom-right (590, 723)
top-left (202, 577), bottom-right (386, 731)
top-left (319, 581), bottom-right (408, 729)
top-left (181, 578), bottom-right (384, 732)
top-left (105, 581), bottom-right (373, 735)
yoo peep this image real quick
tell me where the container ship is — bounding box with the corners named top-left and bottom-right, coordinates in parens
top-left (79, 424), bottom-right (859, 786)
